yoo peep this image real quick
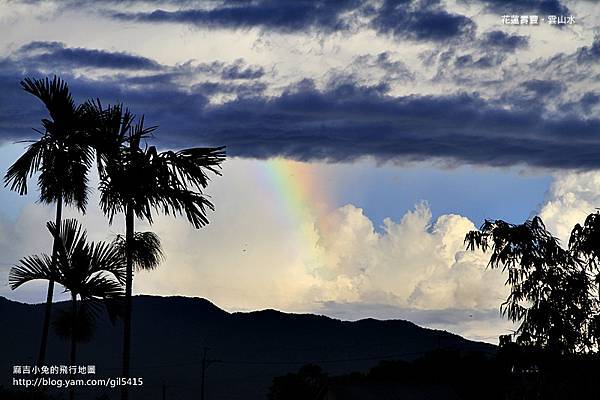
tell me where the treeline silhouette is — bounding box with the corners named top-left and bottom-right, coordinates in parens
top-left (269, 347), bottom-right (599, 400)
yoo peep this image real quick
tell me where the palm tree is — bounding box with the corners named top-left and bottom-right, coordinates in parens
top-left (4, 76), bottom-right (93, 366)
top-left (9, 219), bottom-right (126, 400)
top-left (89, 102), bottom-right (225, 399)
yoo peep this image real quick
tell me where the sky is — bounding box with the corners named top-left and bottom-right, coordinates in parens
top-left (0, 0), bottom-right (599, 343)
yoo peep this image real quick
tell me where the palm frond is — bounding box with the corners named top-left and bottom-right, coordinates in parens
top-left (113, 231), bottom-right (164, 271)
top-left (152, 187), bottom-right (215, 228)
top-left (159, 146), bottom-right (225, 192)
top-left (36, 141), bottom-right (93, 211)
top-left (128, 115), bottom-right (157, 148)
top-left (85, 100), bottom-right (135, 179)
top-left (9, 254), bottom-right (58, 289)
top-left (88, 240), bottom-right (127, 283)
top-left (21, 76), bottom-right (76, 125)
top-left (4, 140), bottom-right (46, 195)
top-left (150, 146), bottom-right (224, 227)
top-left (47, 219), bottom-right (88, 262)
top-left (80, 273), bottom-right (124, 299)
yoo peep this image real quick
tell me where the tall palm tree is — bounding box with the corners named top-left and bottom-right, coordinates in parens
top-left (9, 219), bottom-right (126, 400)
top-left (4, 76), bottom-right (93, 365)
top-left (89, 102), bottom-right (225, 399)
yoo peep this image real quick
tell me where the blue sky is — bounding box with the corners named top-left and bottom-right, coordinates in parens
top-left (0, 0), bottom-right (598, 342)
top-left (323, 162), bottom-right (552, 228)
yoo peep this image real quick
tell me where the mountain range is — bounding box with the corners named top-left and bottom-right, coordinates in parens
top-left (0, 295), bottom-right (495, 399)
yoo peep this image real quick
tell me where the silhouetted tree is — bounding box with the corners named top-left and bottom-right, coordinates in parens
top-left (569, 211), bottom-right (600, 347)
top-left (87, 101), bottom-right (225, 400)
top-left (4, 77), bottom-right (93, 366)
top-left (9, 219), bottom-right (125, 400)
top-left (465, 216), bottom-right (596, 354)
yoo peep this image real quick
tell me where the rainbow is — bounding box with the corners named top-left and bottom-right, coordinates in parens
top-left (258, 157), bottom-right (334, 269)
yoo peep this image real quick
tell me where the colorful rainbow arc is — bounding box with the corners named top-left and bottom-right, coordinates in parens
top-left (259, 157), bottom-right (334, 269)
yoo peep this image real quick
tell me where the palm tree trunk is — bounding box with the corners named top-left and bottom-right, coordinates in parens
top-left (121, 204), bottom-right (134, 400)
top-left (38, 195), bottom-right (63, 366)
top-left (69, 293), bottom-right (78, 400)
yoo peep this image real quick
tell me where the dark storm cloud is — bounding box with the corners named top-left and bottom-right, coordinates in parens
top-left (579, 92), bottom-right (600, 109)
top-left (11, 0), bottom-right (571, 41)
top-left (481, 31), bottom-right (528, 52)
top-left (7, 42), bottom-right (267, 89)
top-left (559, 92), bottom-right (600, 115)
top-left (6, 0), bottom-right (205, 6)
top-left (107, 0), bottom-right (476, 42)
top-left (523, 79), bottom-right (564, 96)
top-left (18, 41), bottom-right (163, 70)
top-left (109, 0), bottom-right (363, 33)
top-left (0, 73), bottom-right (45, 142)
top-left (453, 53), bottom-right (504, 69)
top-left (190, 81), bottom-right (600, 169)
top-left (464, 0), bottom-right (569, 15)
top-left (352, 52), bottom-right (416, 82)
top-left (220, 60), bottom-right (266, 80)
top-left (577, 35), bottom-right (600, 64)
top-left (371, 0), bottom-right (475, 42)
top-left (124, 72), bottom-right (181, 87)
top-left (120, 72), bottom-right (267, 97)
top-left (192, 81), bottom-right (267, 97)
top-left (0, 66), bottom-right (209, 141)
top-left (449, 31), bottom-right (527, 71)
top-left (2, 54), bottom-right (600, 170)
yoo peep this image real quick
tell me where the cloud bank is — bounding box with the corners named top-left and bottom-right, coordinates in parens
top-left (2, 158), bottom-right (598, 342)
top-left (0, 28), bottom-right (598, 169)
top-left (0, 157), bottom-right (514, 342)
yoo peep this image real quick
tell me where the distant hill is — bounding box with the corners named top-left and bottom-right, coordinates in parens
top-left (0, 295), bottom-right (495, 399)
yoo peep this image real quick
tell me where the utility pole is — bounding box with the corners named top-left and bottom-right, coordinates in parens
top-left (200, 347), bottom-right (221, 400)
top-left (162, 381), bottom-right (166, 400)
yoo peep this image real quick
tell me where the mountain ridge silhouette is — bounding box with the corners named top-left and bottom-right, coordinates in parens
top-left (0, 295), bottom-right (495, 399)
